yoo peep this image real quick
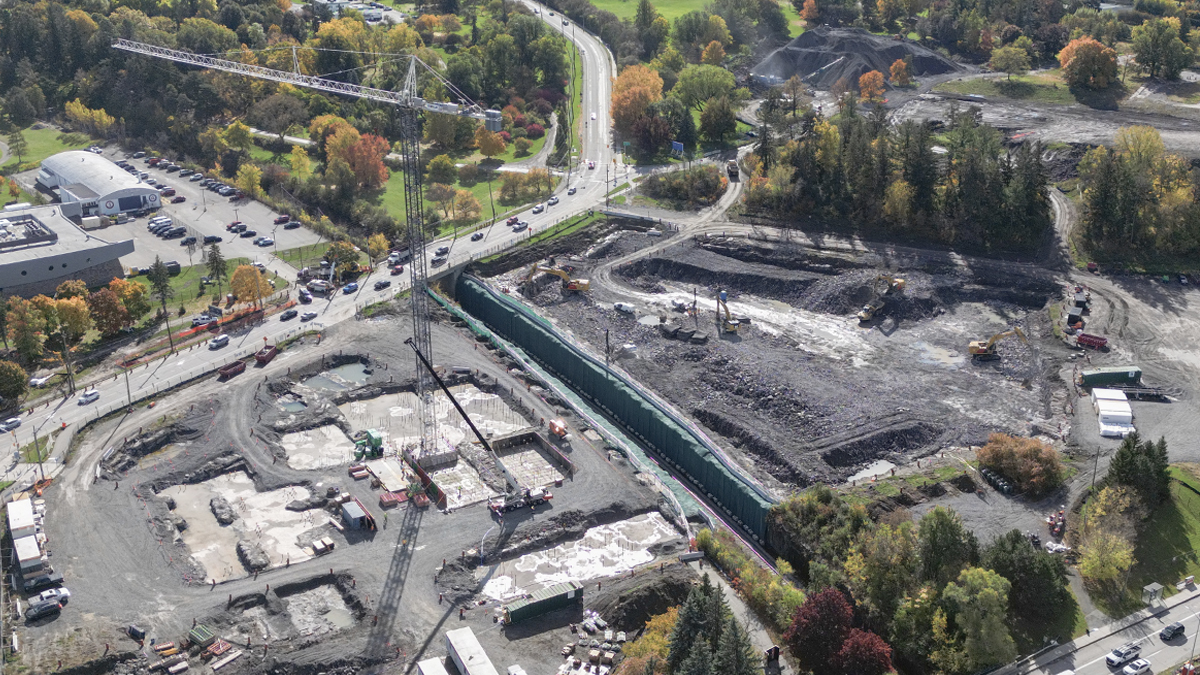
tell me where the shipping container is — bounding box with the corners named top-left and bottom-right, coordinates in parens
top-left (1080, 367), bottom-right (1142, 388)
top-left (502, 581), bottom-right (584, 624)
top-left (445, 628), bottom-right (500, 675)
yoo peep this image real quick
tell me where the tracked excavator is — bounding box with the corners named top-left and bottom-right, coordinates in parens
top-left (525, 264), bottom-right (590, 292)
top-left (969, 327), bottom-right (1028, 360)
top-left (857, 274), bottom-right (906, 322)
top-left (717, 291), bottom-right (740, 334)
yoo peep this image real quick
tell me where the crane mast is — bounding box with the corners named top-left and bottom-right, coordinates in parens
top-left (112, 39), bottom-right (502, 460)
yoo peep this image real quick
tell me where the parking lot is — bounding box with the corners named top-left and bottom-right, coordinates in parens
top-left (93, 149), bottom-right (322, 278)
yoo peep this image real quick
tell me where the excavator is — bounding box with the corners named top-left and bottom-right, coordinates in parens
top-left (968, 327), bottom-right (1028, 360)
top-left (525, 263), bottom-right (590, 292)
top-left (717, 291), bottom-right (740, 334)
top-left (858, 275), bottom-right (906, 322)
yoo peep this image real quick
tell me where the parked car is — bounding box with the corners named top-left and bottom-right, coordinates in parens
top-left (257, 238), bottom-right (274, 247)
top-left (226, 221), bottom-right (242, 230)
top-left (0, 418), bottom-right (21, 432)
top-left (180, 236), bottom-right (197, 246)
top-left (471, 232), bottom-right (484, 241)
top-left (374, 280), bottom-right (391, 291)
top-left (274, 215), bottom-right (291, 224)
top-left (342, 282), bottom-right (359, 294)
top-left (283, 221), bottom-right (301, 230)
top-left (1161, 622), bottom-right (1185, 640)
top-left (179, 169), bottom-right (193, 176)
top-left (132, 151), bottom-right (146, 158)
top-left (192, 315), bottom-right (213, 327)
top-left (189, 173), bottom-right (204, 181)
top-left (25, 601), bottom-right (61, 621)
top-left (171, 195), bottom-right (186, 203)
top-left (240, 230), bottom-right (257, 238)
top-left (78, 390), bottom-right (100, 405)
top-left (203, 235), bottom-right (223, 244)
top-left (24, 572), bottom-right (63, 593)
top-left (301, 311), bottom-right (318, 321)
top-left (1106, 644), bottom-right (1141, 667)
top-left (280, 309), bottom-right (299, 321)
top-left (614, 302), bottom-right (635, 314)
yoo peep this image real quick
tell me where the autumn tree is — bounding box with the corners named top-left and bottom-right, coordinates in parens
top-left (345, 134), bottom-right (390, 188)
top-left (783, 589), bottom-right (852, 670)
top-left (236, 163), bottom-right (263, 198)
top-left (289, 145), bottom-right (313, 182)
top-left (845, 521), bottom-right (919, 622)
top-left (427, 154), bottom-right (458, 185)
top-left (324, 241), bottom-right (360, 282)
top-left (37, 295), bottom-right (90, 393)
top-left (674, 64), bottom-right (736, 111)
top-left (701, 41), bottom-right (726, 65)
top-left (367, 233), bottom-right (390, 265)
top-left (1059, 37), bottom-right (1118, 89)
top-left (800, 0), bottom-right (819, 23)
top-left (7, 296), bottom-right (46, 362)
top-left (475, 126), bottom-right (507, 159)
top-left (0, 359), bottom-right (26, 403)
top-left (990, 45), bottom-right (1031, 80)
top-left (88, 288), bottom-right (129, 337)
top-left (1132, 17), bottom-right (1192, 79)
top-left (230, 264), bottom-right (273, 308)
top-left (427, 183), bottom-right (457, 217)
top-left (55, 279), bottom-right (88, 300)
top-left (108, 278), bottom-right (150, 319)
top-left (453, 189), bottom-right (482, 223)
top-left (977, 433), bottom-right (1066, 496)
top-left (611, 65), bottom-right (664, 134)
top-left (889, 59), bottom-right (911, 86)
top-left (834, 629), bottom-right (893, 675)
top-left (1079, 529), bottom-right (1135, 581)
top-left (858, 70), bottom-right (885, 102)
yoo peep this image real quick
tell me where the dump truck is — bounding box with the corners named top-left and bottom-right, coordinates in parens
top-left (726, 159), bottom-right (739, 179)
top-left (218, 360), bottom-right (246, 380)
top-left (254, 344), bottom-right (278, 364)
top-left (857, 299), bottom-right (885, 322)
top-left (1075, 333), bottom-right (1108, 350)
top-left (489, 487), bottom-right (553, 514)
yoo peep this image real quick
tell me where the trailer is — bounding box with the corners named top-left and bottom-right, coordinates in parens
top-left (445, 628), bottom-right (500, 675)
top-left (1080, 366), bottom-right (1141, 388)
top-left (1075, 333), bottom-right (1108, 350)
top-left (254, 345), bottom-right (278, 364)
top-left (218, 360), bottom-right (246, 380)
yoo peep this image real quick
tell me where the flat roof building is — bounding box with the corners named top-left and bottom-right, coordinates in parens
top-left (0, 204), bottom-right (133, 298)
top-left (37, 151), bottom-right (161, 218)
top-left (13, 535), bottom-right (42, 576)
top-left (445, 628), bottom-right (500, 675)
top-left (8, 498), bottom-right (36, 540)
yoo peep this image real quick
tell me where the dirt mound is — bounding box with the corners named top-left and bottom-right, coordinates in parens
top-left (752, 27), bottom-right (964, 89)
top-left (589, 563), bottom-right (698, 632)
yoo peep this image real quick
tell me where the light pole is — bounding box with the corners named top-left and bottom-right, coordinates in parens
top-left (124, 367), bottom-right (133, 408)
top-left (31, 419), bottom-right (48, 481)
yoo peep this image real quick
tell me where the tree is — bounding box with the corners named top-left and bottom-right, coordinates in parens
top-left (1132, 17), bottom-right (1192, 79)
top-left (41, 296), bottom-right (90, 392)
top-left (289, 146), bottom-right (313, 182)
top-left (701, 41), bottom-right (726, 65)
top-left (0, 360), bottom-right (26, 403)
top-left (845, 522), bottom-right (919, 622)
top-left (55, 279), bottom-right (88, 300)
top-left (676, 648), bottom-right (713, 675)
top-left (206, 244), bottom-right (228, 297)
top-left (453, 190), bottom-right (482, 223)
top-left (324, 241), bottom-right (360, 282)
top-left (7, 130), bottom-right (28, 164)
top-left (230, 264), bottom-right (272, 308)
top-left (427, 183), bottom-right (458, 217)
top-left (177, 17), bottom-right (239, 54)
top-left (1104, 432), bottom-right (1171, 507)
top-left (783, 589), bottom-right (852, 670)
top-left (667, 585), bottom-right (713, 673)
top-left (109, 278), bottom-right (150, 319)
top-left (942, 567), bottom-right (1017, 670)
top-left (367, 233), bottom-right (389, 265)
top-left (990, 45), bottom-right (1031, 80)
top-left (834, 629), bottom-right (893, 675)
top-left (699, 97), bottom-right (737, 143)
top-left (514, 138), bottom-right (533, 156)
top-left (712, 615), bottom-right (757, 675)
top-left (1079, 530), bottom-right (1135, 581)
top-left (612, 65), bottom-right (665, 135)
top-left (1058, 37), bottom-right (1118, 89)
top-left (345, 134), bottom-right (390, 189)
top-left (147, 256), bottom-right (176, 353)
top-left (427, 154), bottom-right (458, 185)
top-left (624, 608), bottom-right (678, 665)
top-left (883, 179), bottom-right (914, 224)
top-left (982, 529), bottom-right (1072, 623)
top-left (917, 506), bottom-right (979, 587)
top-left (800, 0), bottom-right (819, 23)
top-left (475, 126), bottom-right (507, 159)
top-left (220, 120), bottom-right (255, 153)
top-left (673, 65), bottom-right (736, 111)
top-left (858, 70), bottom-right (885, 102)
top-left (235, 163), bottom-right (263, 198)
top-left (977, 433), bottom-right (1066, 496)
top-left (6, 297), bottom-right (45, 362)
top-left (249, 93), bottom-right (308, 139)
top-left (87, 288), bottom-right (129, 337)
top-left (889, 59), bottom-right (911, 86)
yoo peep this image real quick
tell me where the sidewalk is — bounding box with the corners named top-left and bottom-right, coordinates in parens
top-left (683, 559), bottom-right (790, 674)
top-left (1001, 584), bottom-right (1200, 675)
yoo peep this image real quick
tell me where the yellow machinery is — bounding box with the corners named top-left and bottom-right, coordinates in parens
top-left (717, 291), bottom-right (740, 333)
top-left (878, 274), bottom-right (906, 293)
top-left (969, 327), bottom-right (1028, 360)
top-left (858, 275), bottom-right (905, 322)
top-left (857, 299), bottom-right (885, 322)
top-left (526, 264), bottom-right (590, 292)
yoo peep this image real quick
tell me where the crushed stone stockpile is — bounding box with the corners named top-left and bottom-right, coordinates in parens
top-left (752, 27), bottom-right (964, 89)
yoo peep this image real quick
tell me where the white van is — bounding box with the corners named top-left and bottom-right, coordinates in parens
top-left (614, 302), bottom-right (635, 314)
top-left (209, 334), bottom-right (230, 349)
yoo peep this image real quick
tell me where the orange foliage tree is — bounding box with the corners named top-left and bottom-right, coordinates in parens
top-left (610, 65), bottom-right (664, 135)
top-left (801, 0), bottom-right (819, 22)
top-left (858, 70), bottom-right (885, 102)
top-left (977, 433), bottom-right (1066, 497)
top-left (342, 133), bottom-right (390, 189)
top-left (889, 59), bottom-right (911, 86)
top-left (1058, 37), bottom-right (1118, 89)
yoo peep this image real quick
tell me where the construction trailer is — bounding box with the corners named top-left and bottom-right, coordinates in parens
top-left (8, 498), bottom-right (36, 539)
top-left (502, 580), bottom-right (584, 624)
top-left (1080, 366), bottom-right (1142, 388)
top-left (1096, 398), bottom-right (1133, 425)
top-left (341, 501), bottom-right (368, 529)
top-left (445, 628), bottom-right (500, 675)
top-left (1090, 388), bottom-right (1129, 406)
top-left (416, 658), bottom-right (451, 675)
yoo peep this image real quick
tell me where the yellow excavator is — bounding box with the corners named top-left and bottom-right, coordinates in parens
top-left (858, 275), bottom-right (906, 322)
top-left (525, 264), bottom-right (590, 292)
top-left (969, 326), bottom-right (1028, 360)
top-left (878, 274), bottom-right (906, 293)
top-left (717, 291), bottom-right (740, 334)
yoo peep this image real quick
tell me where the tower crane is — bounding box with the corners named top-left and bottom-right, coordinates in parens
top-left (112, 39), bottom-right (503, 459)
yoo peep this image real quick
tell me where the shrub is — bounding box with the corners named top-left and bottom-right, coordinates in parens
top-left (498, 130), bottom-right (512, 143)
top-left (514, 138), bottom-right (533, 156)
top-left (458, 163), bottom-right (479, 185)
top-left (641, 165), bottom-right (727, 209)
top-left (525, 123), bottom-right (545, 139)
top-left (976, 433), bottom-right (1066, 496)
top-left (696, 527), bottom-right (806, 631)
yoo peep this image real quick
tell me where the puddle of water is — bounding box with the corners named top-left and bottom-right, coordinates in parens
top-left (637, 315), bottom-right (662, 326)
top-left (480, 513), bottom-right (679, 601)
top-left (325, 607), bottom-right (354, 629)
top-left (279, 400), bottom-right (307, 413)
top-left (328, 363), bottom-right (371, 385)
top-left (303, 375), bottom-right (345, 391)
top-left (847, 459), bottom-right (897, 483)
top-left (912, 341), bottom-right (967, 367)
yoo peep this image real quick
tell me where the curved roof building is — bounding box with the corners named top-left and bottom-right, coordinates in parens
top-left (37, 151), bottom-right (161, 217)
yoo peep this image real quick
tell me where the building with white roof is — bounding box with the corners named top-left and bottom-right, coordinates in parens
top-left (37, 150), bottom-right (161, 217)
top-left (0, 204), bottom-right (133, 297)
top-left (8, 498), bottom-right (35, 540)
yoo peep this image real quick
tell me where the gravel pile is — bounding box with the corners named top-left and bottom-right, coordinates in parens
top-left (752, 27), bottom-right (964, 89)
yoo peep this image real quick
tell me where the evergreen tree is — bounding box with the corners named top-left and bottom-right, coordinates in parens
top-left (704, 583), bottom-right (728, 653)
top-left (1105, 432), bottom-right (1171, 507)
top-left (677, 645), bottom-right (714, 675)
top-left (667, 587), bottom-right (710, 673)
top-left (713, 615), bottom-right (757, 675)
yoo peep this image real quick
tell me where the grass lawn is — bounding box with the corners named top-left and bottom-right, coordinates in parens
top-left (779, 2), bottom-right (805, 37)
top-left (3, 126), bottom-right (92, 171)
top-left (18, 436), bottom-right (51, 463)
top-left (130, 257), bottom-right (280, 316)
top-left (275, 241), bottom-right (366, 270)
top-left (935, 73), bottom-right (1077, 105)
top-left (249, 142), bottom-right (292, 166)
top-left (372, 170), bottom-right (508, 238)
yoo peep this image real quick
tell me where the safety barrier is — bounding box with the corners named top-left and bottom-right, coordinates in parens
top-left (448, 277), bottom-right (777, 546)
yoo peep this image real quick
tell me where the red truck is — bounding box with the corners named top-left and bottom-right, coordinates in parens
top-left (255, 345), bottom-right (278, 365)
top-left (218, 360), bottom-right (246, 380)
top-left (1076, 333), bottom-right (1108, 350)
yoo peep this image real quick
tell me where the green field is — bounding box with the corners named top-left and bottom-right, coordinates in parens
top-left (2, 126), bottom-right (92, 171)
top-left (586, 0), bottom-right (803, 36)
top-left (130, 256), bottom-right (280, 315)
top-left (275, 241), bottom-right (366, 270)
top-left (934, 73), bottom-right (1077, 106)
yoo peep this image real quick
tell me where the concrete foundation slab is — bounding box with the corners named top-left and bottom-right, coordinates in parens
top-left (429, 461), bottom-right (496, 510)
top-left (280, 425), bottom-right (357, 470)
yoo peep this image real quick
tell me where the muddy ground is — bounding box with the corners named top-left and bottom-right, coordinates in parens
top-left (24, 310), bottom-right (680, 674)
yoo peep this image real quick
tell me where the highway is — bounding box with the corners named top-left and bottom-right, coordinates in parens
top-left (4, 3), bottom-right (619, 462)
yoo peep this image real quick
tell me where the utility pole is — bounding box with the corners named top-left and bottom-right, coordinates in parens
top-left (604, 329), bottom-right (610, 368)
top-left (124, 367), bottom-right (132, 407)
